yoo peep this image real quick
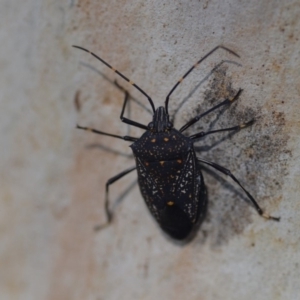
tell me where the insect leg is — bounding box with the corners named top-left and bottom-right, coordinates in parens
top-left (180, 89), bottom-right (243, 132)
top-left (76, 124), bottom-right (138, 142)
top-left (114, 80), bottom-right (153, 115)
top-left (118, 85), bottom-right (149, 130)
top-left (197, 158), bottom-right (280, 221)
top-left (190, 119), bottom-right (254, 140)
top-left (94, 166), bottom-right (137, 231)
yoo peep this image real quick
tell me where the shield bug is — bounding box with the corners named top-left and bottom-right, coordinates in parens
top-left (73, 45), bottom-right (280, 240)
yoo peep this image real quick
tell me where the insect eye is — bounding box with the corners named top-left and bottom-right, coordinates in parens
top-left (148, 122), bottom-right (154, 130)
top-left (167, 121), bottom-right (173, 129)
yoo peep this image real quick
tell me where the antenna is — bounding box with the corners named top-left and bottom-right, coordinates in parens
top-left (72, 45), bottom-right (156, 113)
top-left (165, 45), bottom-right (240, 115)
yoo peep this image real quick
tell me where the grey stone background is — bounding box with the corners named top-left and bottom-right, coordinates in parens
top-left (1, 0), bottom-right (300, 299)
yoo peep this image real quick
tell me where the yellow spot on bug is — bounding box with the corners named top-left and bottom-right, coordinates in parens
top-left (151, 139), bottom-right (156, 143)
top-left (167, 201), bottom-right (174, 206)
top-left (129, 80), bottom-right (134, 85)
top-left (177, 159), bottom-right (182, 164)
top-left (160, 161), bottom-right (165, 166)
top-left (164, 137), bottom-right (169, 142)
top-left (145, 162), bottom-right (149, 166)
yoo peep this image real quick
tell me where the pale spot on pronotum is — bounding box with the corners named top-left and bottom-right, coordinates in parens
top-left (164, 137), bottom-right (169, 142)
top-left (151, 139), bottom-right (156, 143)
top-left (167, 201), bottom-right (174, 206)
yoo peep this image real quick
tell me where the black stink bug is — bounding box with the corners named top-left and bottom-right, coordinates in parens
top-left (73, 45), bottom-right (280, 240)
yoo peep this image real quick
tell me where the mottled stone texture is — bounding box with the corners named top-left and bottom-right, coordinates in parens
top-left (1, 0), bottom-right (299, 299)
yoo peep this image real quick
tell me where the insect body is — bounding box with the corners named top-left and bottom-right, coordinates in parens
top-left (131, 107), bottom-right (207, 239)
top-left (74, 45), bottom-right (279, 240)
